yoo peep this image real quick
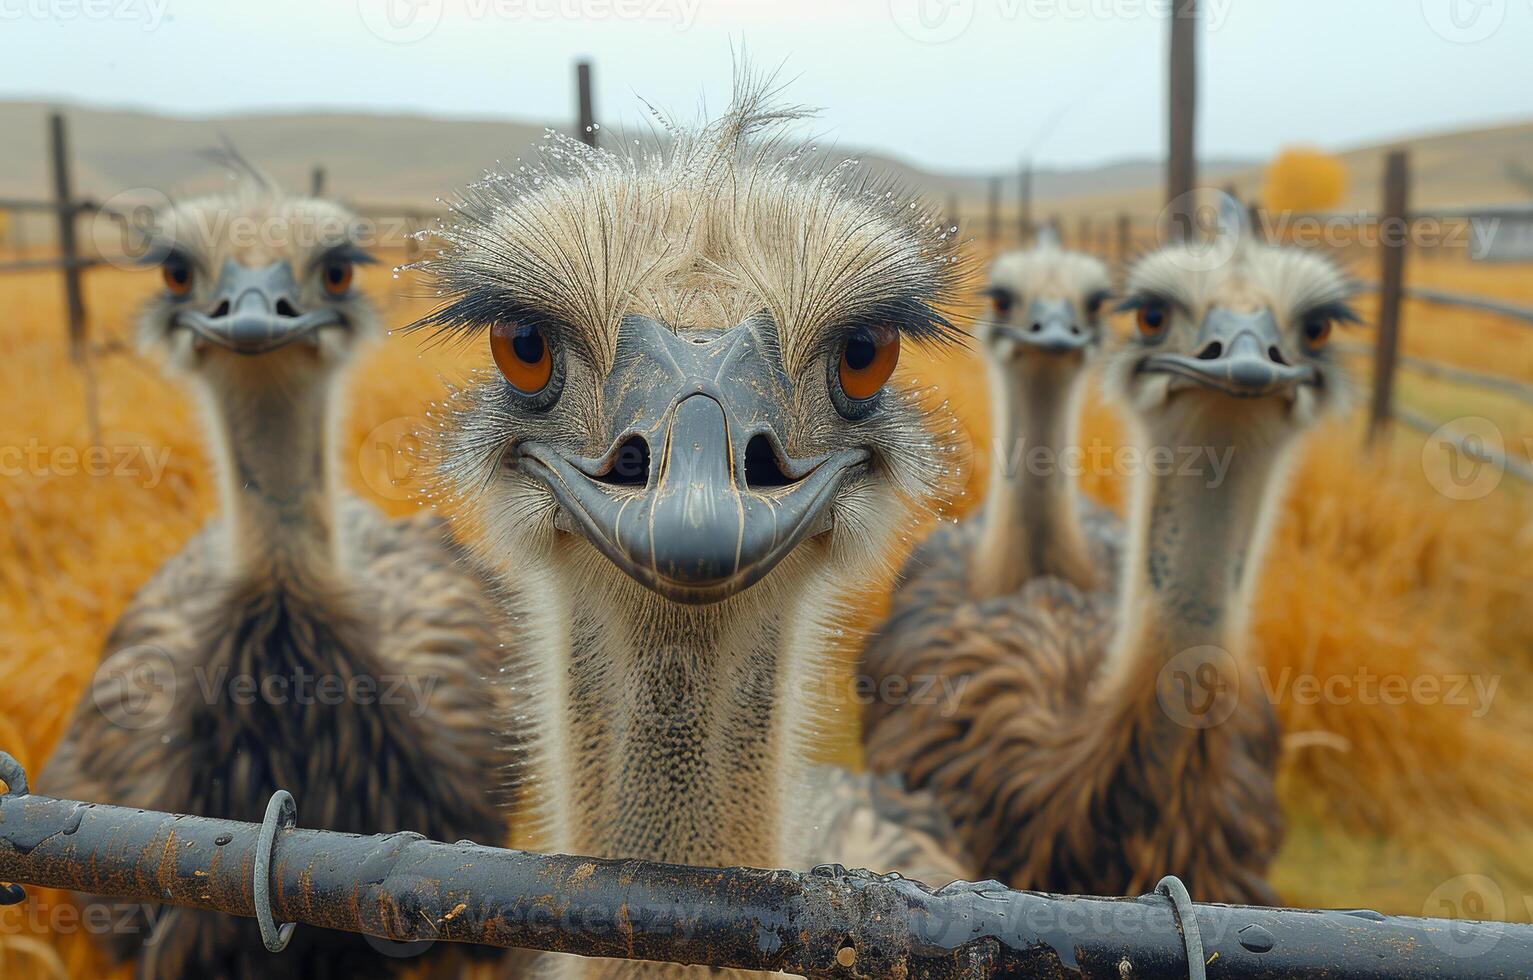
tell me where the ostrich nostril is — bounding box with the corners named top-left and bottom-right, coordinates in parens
top-left (1069, 325), bottom-right (1081, 336)
top-left (597, 435), bottom-right (651, 487)
top-left (1269, 346), bottom-right (1289, 365)
top-left (275, 299), bottom-right (300, 318)
top-left (211, 300), bottom-right (230, 317)
top-left (1030, 322), bottom-right (1043, 333)
top-left (745, 434), bottom-right (795, 489)
top-left (1196, 341), bottom-right (1224, 361)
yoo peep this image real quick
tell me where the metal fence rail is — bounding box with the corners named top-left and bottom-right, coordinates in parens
top-left (0, 753), bottom-right (1529, 978)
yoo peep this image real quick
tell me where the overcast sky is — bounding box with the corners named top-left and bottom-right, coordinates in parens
top-left (5, 0), bottom-right (1532, 171)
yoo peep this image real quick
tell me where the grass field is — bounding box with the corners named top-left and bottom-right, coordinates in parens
top-left (1, 241), bottom-right (1531, 976)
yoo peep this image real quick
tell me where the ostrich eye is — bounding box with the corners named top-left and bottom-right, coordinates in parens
top-left (322, 258), bottom-right (354, 296)
top-left (986, 288), bottom-right (1014, 318)
top-left (1136, 300), bottom-right (1170, 338)
top-left (1301, 311), bottom-right (1334, 351)
top-left (490, 321), bottom-right (554, 395)
top-left (162, 255), bottom-right (193, 297)
top-left (837, 325), bottom-right (900, 403)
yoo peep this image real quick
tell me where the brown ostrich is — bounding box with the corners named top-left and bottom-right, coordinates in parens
top-left (42, 166), bottom-right (512, 977)
top-left (415, 83), bottom-right (976, 978)
top-left (861, 232), bottom-right (1359, 904)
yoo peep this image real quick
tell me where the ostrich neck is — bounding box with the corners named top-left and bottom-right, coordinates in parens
top-left (1107, 411), bottom-right (1293, 688)
top-left (200, 375), bottom-right (341, 579)
top-left (970, 358), bottom-right (1096, 596)
top-left (545, 577), bottom-right (822, 870)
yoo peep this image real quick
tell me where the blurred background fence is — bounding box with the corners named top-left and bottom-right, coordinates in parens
top-left (3, 40), bottom-right (1531, 482)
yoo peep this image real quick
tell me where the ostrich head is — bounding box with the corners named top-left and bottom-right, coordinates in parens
top-left (977, 232), bottom-right (1112, 371)
top-left (138, 165), bottom-right (378, 390)
top-left (135, 160), bottom-right (381, 569)
top-left (418, 89), bottom-right (962, 611)
top-left (1105, 237), bottom-right (1358, 447)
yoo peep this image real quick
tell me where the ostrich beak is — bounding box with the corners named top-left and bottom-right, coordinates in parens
top-left (1139, 308), bottom-right (1315, 398)
top-left (993, 298), bottom-right (1092, 356)
top-left (174, 259), bottom-right (341, 354)
top-left (518, 315), bottom-right (868, 604)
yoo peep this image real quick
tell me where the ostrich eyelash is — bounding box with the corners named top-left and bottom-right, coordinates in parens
top-left (1301, 301), bottom-right (1362, 326)
top-left (407, 289), bottom-right (569, 349)
top-left (306, 243), bottom-right (377, 274)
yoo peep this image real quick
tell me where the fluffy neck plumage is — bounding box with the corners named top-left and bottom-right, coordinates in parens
top-left (530, 558), bottom-right (832, 870)
top-left (970, 355), bottom-right (1098, 597)
top-left (198, 366), bottom-right (342, 579)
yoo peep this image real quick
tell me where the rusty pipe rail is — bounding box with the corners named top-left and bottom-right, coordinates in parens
top-left (0, 755), bottom-right (1529, 978)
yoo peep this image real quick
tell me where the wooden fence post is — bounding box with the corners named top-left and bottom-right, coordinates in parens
top-left (1165, 0), bottom-right (1198, 241)
top-left (310, 166), bottom-right (326, 197)
top-left (1018, 163), bottom-right (1032, 243)
top-left (987, 175), bottom-right (1000, 244)
top-left (1369, 150), bottom-right (1410, 446)
top-left (576, 61), bottom-right (598, 149)
top-left (1117, 213), bottom-right (1132, 266)
top-left (49, 112), bottom-right (87, 361)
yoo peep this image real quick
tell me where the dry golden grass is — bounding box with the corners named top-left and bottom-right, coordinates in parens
top-left (1, 244), bottom-right (1531, 975)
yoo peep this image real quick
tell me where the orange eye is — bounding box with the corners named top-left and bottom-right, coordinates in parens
top-left (987, 288), bottom-right (1014, 318)
top-left (1302, 312), bottom-right (1334, 351)
top-left (322, 259), bottom-right (354, 296)
top-left (838, 325), bottom-right (900, 402)
top-left (490, 321), bottom-right (554, 394)
top-left (162, 256), bottom-right (193, 296)
top-left (1136, 300), bottom-right (1169, 338)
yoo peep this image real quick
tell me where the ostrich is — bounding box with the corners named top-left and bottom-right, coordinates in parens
top-left (415, 85), bottom-right (974, 976)
top-left (875, 234), bottom-right (1120, 666)
top-left (42, 169), bottom-right (512, 977)
top-left (969, 233), bottom-right (1119, 596)
top-left (861, 232), bottom-right (1359, 903)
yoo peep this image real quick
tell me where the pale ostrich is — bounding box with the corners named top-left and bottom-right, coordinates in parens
top-left (42, 167), bottom-right (512, 977)
top-left (415, 87), bottom-right (975, 977)
top-left (861, 232), bottom-right (1359, 903)
top-left (970, 233), bottom-right (1119, 595)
